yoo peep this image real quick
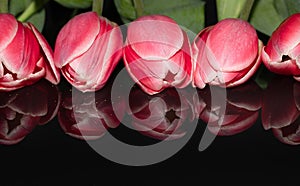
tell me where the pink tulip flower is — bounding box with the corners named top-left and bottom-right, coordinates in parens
top-left (193, 18), bottom-right (263, 88)
top-left (123, 15), bottom-right (192, 95)
top-left (54, 12), bottom-right (123, 92)
top-left (262, 13), bottom-right (300, 79)
top-left (0, 14), bottom-right (60, 91)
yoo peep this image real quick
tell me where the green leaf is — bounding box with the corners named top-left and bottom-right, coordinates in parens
top-left (274, 0), bottom-right (300, 18)
top-left (9, 0), bottom-right (45, 31)
top-left (9, 0), bottom-right (31, 15)
top-left (216, 0), bottom-right (247, 20)
top-left (54, 0), bottom-right (92, 9)
top-left (114, 0), bottom-right (136, 20)
top-left (250, 0), bottom-right (284, 36)
top-left (28, 8), bottom-right (45, 32)
top-left (114, 0), bottom-right (205, 34)
top-left (273, 0), bottom-right (289, 19)
top-left (250, 0), bottom-right (300, 36)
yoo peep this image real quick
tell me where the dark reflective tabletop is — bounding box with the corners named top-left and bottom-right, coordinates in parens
top-left (1, 71), bottom-right (300, 184)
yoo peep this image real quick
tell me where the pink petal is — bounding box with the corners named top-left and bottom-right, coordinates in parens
top-left (0, 63), bottom-right (3, 78)
top-left (1, 22), bottom-right (40, 79)
top-left (0, 14), bottom-right (18, 53)
top-left (27, 23), bottom-right (60, 84)
top-left (192, 27), bottom-right (212, 88)
top-left (54, 12), bottom-right (100, 68)
top-left (62, 17), bottom-right (122, 92)
top-left (0, 58), bottom-right (45, 91)
top-left (127, 15), bottom-right (183, 60)
top-left (227, 40), bottom-right (263, 87)
top-left (269, 13), bottom-right (300, 57)
top-left (206, 18), bottom-right (258, 72)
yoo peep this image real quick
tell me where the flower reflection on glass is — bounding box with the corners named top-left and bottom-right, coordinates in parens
top-left (195, 81), bottom-right (262, 136)
top-left (0, 80), bottom-right (60, 145)
top-left (58, 81), bottom-right (125, 140)
top-left (262, 76), bottom-right (300, 145)
top-left (128, 86), bottom-right (192, 140)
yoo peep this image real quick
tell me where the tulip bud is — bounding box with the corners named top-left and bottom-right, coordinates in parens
top-left (193, 18), bottom-right (263, 88)
top-left (54, 12), bottom-right (123, 92)
top-left (123, 15), bottom-right (192, 95)
top-left (0, 14), bottom-right (60, 91)
top-left (262, 13), bottom-right (300, 79)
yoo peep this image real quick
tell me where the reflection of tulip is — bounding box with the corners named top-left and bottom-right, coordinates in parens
top-left (58, 79), bottom-right (125, 140)
top-left (262, 13), bottom-right (300, 78)
top-left (128, 86), bottom-right (191, 140)
top-left (0, 80), bottom-right (60, 145)
top-left (0, 14), bottom-right (60, 91)
top-left (262, 76), bottom-right (300, 145)
top-left (193, 18), bottom-right (263, 88)
top-left (195, 81), bottom-right (262, 136)
top-left (123, 15), bottom-right (192, 95)
top-left (54, 12), bottom-right (123, 92)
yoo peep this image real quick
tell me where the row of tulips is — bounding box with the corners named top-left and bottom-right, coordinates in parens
top-left (1, 76), bottom-right (299, 145)
top-left (1, 12), bottom-right (300, 94)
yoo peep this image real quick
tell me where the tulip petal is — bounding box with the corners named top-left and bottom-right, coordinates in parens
top-left (127, 15), bottom-right (184, 60)
top-left (0, 63), bottom-right (3, 78)
top-left (0, 58), bottom-right (45, 91)
top-left (192, 27), bottom-right (212, 88)
top-left (0, 14), bottom-right (18, 53)
top-left (61, 17), bottom-right (122, 92)
top-left (27, 23), bottom-right (60, 84)
top-left (1, 22), bottom-right (40, 79)
top-left (269, 13), bottom-right (300, 57)
top-left (54, 12), bottom-right (100, 68)
top-left (206, 19), bottom-right (258, 72)
top-left (227, 40), bottom-right (263, 87)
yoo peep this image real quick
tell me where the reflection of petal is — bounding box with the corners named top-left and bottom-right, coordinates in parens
top-left (0, 80), bottom-right (60, 145)
top-left (129, 86), bottom-right (191, 140)
top-left (208, 111), bottom-right (258, 136)
top-left (227, 81), bottom-right (262, 111)
top-left (198, 80), bottom-right (260, 136)
top-left (293, 82), bottom-right (300, 111)
top-left (262, 76), bottom-right (300, 130)
top-left (58, 79), bottom-right (124, 140)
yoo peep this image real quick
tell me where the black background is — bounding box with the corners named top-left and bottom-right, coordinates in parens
top-left (0, 0), bottom-right (298, 185)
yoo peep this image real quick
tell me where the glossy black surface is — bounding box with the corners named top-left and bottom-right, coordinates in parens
top-left (0, 1), bottom-right (299, 185)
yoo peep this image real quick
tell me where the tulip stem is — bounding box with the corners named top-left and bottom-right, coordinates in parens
top-left (0, 0), bottom-right (8, 13)
top-left (133, 0), bottom-right (144, 18)
top-left (239, 0), bottom-right (255, 21)
top-left (93, 0), bottom-right (103, 16)
top-left (17, 0), bottom-right (49, 22)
